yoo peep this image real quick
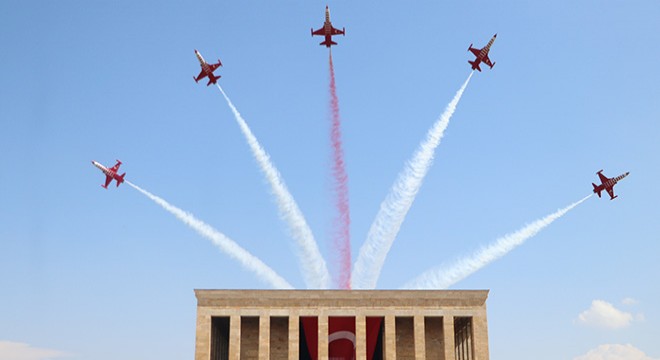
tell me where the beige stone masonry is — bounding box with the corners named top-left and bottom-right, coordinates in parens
top-left (194, 290), bottom-right (489, 360)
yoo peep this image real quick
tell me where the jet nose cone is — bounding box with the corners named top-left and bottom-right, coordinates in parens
top-left (494, 33), bottom-right (498, 37)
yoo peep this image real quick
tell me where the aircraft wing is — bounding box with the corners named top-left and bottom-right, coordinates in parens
top-left (606, 187), bottom-right (615, 199)
top-left (195, 70), bottom-right (207, 82)
top-left (312, 27), bottom-right (325, 36)
top-left (469, 47), bottom-right (481, 57)
top-left (209, 62), bottom-right (221, 72)
top-left (483, 55), bottom-right (494, 68)
top-left (330, 26), bottom-right (344, 35)
top-left (104, 175), bottom-right (113, 188)
top-left (110, 162), bottom-right (122, 172)
top-left (598, 172), bottom-right (609, 183)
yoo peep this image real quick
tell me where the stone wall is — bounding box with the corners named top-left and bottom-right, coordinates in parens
top-left (194, 290), bottom-right (489, 360)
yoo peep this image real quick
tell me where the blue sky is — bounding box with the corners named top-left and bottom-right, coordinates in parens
top-left (1, 0), bottom-right (659, 359)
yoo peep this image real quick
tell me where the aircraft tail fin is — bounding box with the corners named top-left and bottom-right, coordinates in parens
top-left (468, 60), bottom-right (482, 72)
top-left (206, 75), bottom-right (221, 86)
top-left (117, 173), bottom-right (126, 187)
top-left (592, 183), bottom-right (602, 198)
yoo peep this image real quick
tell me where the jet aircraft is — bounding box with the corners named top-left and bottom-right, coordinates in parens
top-left (592, 169), bottom-right (629, 200)
top-left (193, 49), bottom-right (222, 86)
top-left (311, 6), bottom-right (345, 48)
top-left (468, 34), bottom-right (497, 72)
top-left (92, 160), bottom-right (126, 189)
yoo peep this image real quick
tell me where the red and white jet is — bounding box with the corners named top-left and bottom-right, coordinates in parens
top-left (468, 34), bottom-right (497, 72)
top-left (92, 160), bottom-right (126, 189)
top-left (311, 6), bottom-right (345, 48)
top-left (592, 169), bottom-right (629, 200)
top-left (193, 49), bottom-right (222, 86)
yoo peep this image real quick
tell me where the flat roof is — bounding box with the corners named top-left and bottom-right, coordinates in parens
top-left (195, 290), bottom-right (489, 308)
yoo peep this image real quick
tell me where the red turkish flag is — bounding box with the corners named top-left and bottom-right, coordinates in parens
top-left (302, 317), bottom-right (319, 360)
top-left (301, 317), bottom-right (382, 360)
top-left (328, 317), bottom-right (356, 360)
top-left (365, 317), bottom-right (382, 360)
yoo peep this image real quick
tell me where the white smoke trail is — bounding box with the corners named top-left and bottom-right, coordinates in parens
top-left (126, 181), bottom-right (293, 289)
top-left (351, 72), bottom-right (474, 289)
top-left (216, 85), bottom-right (331, 289)
top-left (404, 194), bottom-right (593, 289)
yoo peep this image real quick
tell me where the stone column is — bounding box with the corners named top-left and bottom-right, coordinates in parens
top-left (356, 315), bottom-right (367, 360)
top-left (383, 315), bottom-right (396, 360)
top-left (259, 315), bottom-right (270, 360)
top-left (472, 314), bottom-right (489, 360)
top-left (229, 315), bottom-right (241, 360)
top-left (414, 315), bottom-right (426, 360)
top-left (195, 312), bottom-right (210, 360)
top-left (318, 315), bottom-right (329, 360)
top-left (288, 314), bottom-right (299, 360)
top-left (443, 316), bottom-right (455, 360)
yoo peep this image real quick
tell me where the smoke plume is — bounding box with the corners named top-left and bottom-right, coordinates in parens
top-left (351, 72), bottom-right (474, 289)
top-left (216, 85), bottom-right (331, 289)
top-left (404, 194), bottom-right (592, 289)
top-left (328, 51), bottom-right (352, 289)
top-left (126, 181), bottom-right (293, 289)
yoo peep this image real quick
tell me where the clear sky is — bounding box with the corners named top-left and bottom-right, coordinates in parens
top-left (1, 1), bottom-right (659, 359)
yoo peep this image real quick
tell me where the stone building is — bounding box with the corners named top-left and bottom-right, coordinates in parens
top-left (195, 290), bottom-right (489, 360)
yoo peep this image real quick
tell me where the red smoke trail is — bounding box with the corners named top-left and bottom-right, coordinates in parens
top-left (329, 51), bottom-right (351, 289)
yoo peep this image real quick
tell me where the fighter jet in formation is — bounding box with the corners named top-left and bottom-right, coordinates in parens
top-left (193, 49), bottom-right (222, 86)
top-left (592, 169), bottom-right (629, 200)
top-left (468, 34), bottom-right (497, 72)
top-left (311, 6), bottom-right (345, 48)
top-left (92, 160), bottom-right (126, 189)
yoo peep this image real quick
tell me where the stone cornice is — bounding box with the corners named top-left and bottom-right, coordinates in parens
top-left (195, 290), bottom-right (489, 308)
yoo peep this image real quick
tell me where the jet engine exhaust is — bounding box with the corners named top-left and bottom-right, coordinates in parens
top-left (125, 181), bottom-right (293, 289)
top-left (329, 51), bottom-right (352, 289)
top-left (351, 72), bottom-right (474, 289)
top-left (216, 85), bottom-right (331, 289)
top-left (404, 194), bottom-right (593, 289)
